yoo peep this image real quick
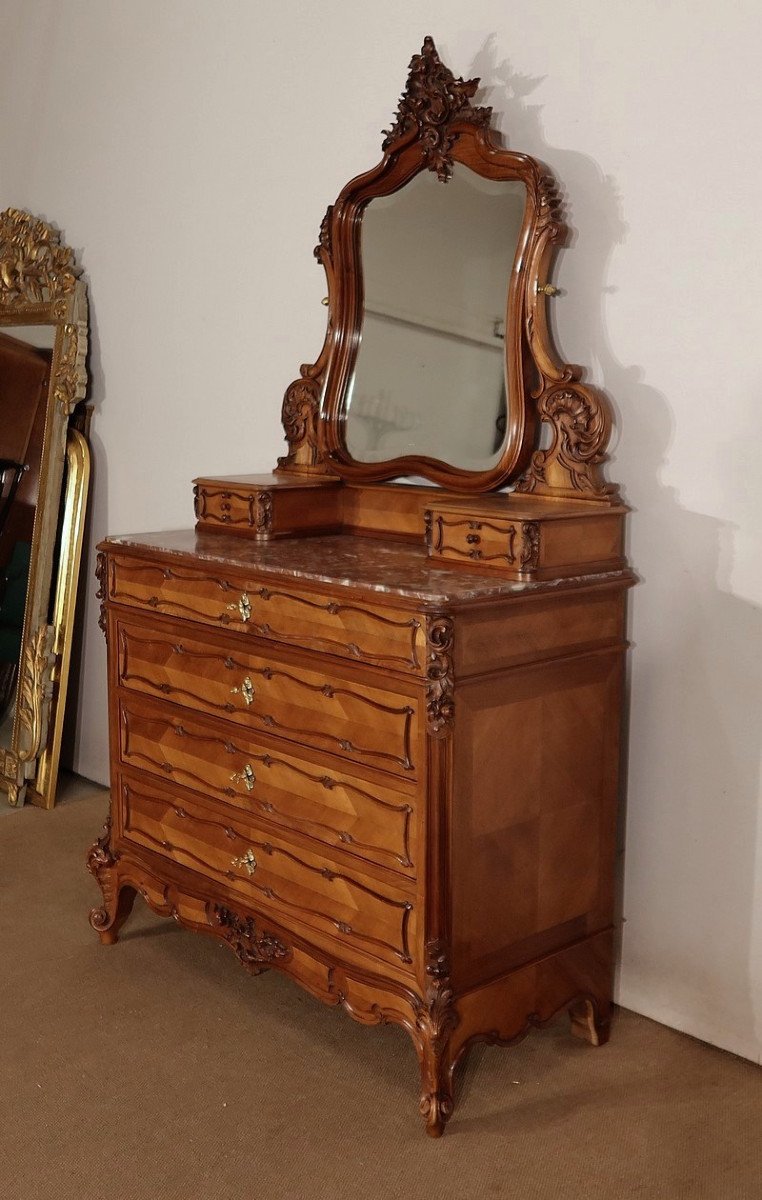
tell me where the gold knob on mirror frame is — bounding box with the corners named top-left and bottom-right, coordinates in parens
top-left (231, 848), bottom-right (258, 875)
top-left (537, 283), bottom-right (560, 297)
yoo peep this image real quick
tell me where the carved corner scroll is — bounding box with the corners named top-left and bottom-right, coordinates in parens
top-left (425, 615), bottom-right (454, 735)
top-left (382, 37), bottom-right (492, 182)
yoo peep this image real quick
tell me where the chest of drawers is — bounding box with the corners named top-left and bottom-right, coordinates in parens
top-left (89, 526), bottom-right (631, 1136)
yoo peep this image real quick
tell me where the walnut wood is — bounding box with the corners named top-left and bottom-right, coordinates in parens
top-left (274, 37), bottom-right (617, 500)
top-left (88, 38), bottom-right (633, 1138)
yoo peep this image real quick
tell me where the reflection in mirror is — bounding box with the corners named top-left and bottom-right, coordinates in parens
top-left (345, 167), bottom-right (526, 470)
top-left (0, 324), bottom-right (56, 750)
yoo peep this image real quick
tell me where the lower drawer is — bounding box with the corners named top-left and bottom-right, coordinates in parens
top-left (118, 697), bottom-right (417, 876)
top-left (118, 773), bottom-right (417, 973)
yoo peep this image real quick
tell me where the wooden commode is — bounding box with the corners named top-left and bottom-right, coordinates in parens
top-left (88, 38), bottom-right (634, 1137)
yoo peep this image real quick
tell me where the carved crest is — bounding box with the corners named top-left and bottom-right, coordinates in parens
top-left (0, 208), bottom-right (78, 307)
top-left (383, 37), bottom-right (492, 182)
top-left (425, 615), bottom-right (454, 734)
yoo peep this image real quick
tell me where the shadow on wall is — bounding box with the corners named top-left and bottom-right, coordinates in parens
top-left (468, 35), bottom-right (761, 1054)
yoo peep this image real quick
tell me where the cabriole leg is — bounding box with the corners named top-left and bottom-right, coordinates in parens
top-left (569, 997), bottom-right (611, 1046)
top-left (89, 881), bottom-right (137, 946)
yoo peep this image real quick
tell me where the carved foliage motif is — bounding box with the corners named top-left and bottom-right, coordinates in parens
top-left (15, 624), bottom-right (56, 766)
top-left (212, 904), bottom-right (291, 972)
top-left (53, 321), bottom-right (88, 415)
top-left (255, 490), bottom-right (273, 535)
top-left (86, 812), bottom-right (120, 932)
top-left (516, 385), bottom-right (613, 499)
top-left (382, 37), bottom-right (492, 182)
top-left (0, 208), bottom-right (78, 306)
top-left (425, 615), bottom-right (454, 734)
top-left (95, 551), bottom-right (108, 635)
top-left (277, 367), bottom-right (325, 473)
top-left (520, 522), bottom-right (541, 571)
top-left (415, 939), bottom-right (459, 1133)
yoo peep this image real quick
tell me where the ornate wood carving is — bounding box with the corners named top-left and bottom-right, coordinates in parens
top-left (520, 521), bottom-right (541, 571)
top-left (211, 903), bottom-right (291, 973)
top-left (415, 939), bottom-right (459, 1137)
top-left (0, 208), bottom-right (78, 307)
top-left (425, 615), bottom-right (454, 735)
top-left (254, 490), bottom-right (272, 535)
top-left (382, 36), bottom-right (492, 182)
top-left (515, 384), bottom-right (617, 501)
top-left (95, 550), bottom-right (109, 635)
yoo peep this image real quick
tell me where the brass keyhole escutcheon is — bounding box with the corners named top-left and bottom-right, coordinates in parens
top-left (231, 763), bottom-right (256, 791)
top-left (231, 848), bottom-right (257, 875)
top-left (231, 676), bottom-right (255, 705)
top-left (227, 592), bottom-right (252, 622)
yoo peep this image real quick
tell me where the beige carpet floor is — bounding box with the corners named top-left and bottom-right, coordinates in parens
top-left (1, 774), bottom-right (760, 1200)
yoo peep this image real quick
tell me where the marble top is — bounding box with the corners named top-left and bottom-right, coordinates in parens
top-left (105, 529), bottom-right (630, 606)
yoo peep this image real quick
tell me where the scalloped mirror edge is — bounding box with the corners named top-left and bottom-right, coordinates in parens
top-left (275, 36), bottom-right (619, 502)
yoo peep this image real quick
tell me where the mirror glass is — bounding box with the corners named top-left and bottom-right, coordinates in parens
top-left (344, 166), bottom-right (527, 470)
top-left (0, 323), bottom-right (56, 749)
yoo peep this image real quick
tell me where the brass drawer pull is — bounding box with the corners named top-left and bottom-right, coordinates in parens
top-left (231, 763), bottom-right (256, 791)
top-left (231, 848), bottom-right (258, 875)
top-left (231, 676), bottom-right (255, 705)
top-left (227, 592), bottom-right (252, 622)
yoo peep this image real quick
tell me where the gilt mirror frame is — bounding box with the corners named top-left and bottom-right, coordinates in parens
top-left (0, 208), bottom-right (88, 806)
top-left (277, 37), bottom-right (617, 502)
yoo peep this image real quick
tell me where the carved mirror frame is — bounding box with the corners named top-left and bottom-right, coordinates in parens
top-left (0, 209), bottom-right (88, 806)
top-left (277, 38), bottom-right (617, 501)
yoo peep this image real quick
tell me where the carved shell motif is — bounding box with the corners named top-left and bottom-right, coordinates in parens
top-left (0, 208), bottom-right (78, 306)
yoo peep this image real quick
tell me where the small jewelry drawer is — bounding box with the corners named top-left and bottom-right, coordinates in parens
top-left (115, 617), bottom-right (420, 779)
top-left (118, 773), bottom-right (417, 974)
top-left (118, 697), bottom-right (417, 876)
top-left (105, 553), bottom-right (425, 675)
top-left (425, 508), bottom-right (540, 575)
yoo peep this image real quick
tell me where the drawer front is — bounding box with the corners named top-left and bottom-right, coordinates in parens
top-left (107, 554), bottom-right (425, 674)
top-left (426, 508), bottom-right (540, 573)
top-left (119, 698), bottom-right (417, 876)
top-left (116, 619), bottom-right (419, 778)
top-left (119, 774), bottom-right (416, 972)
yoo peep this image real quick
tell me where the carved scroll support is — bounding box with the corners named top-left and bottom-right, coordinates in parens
top-left (516, 383), bottom-right (619, 502)
top-left (95, 550), bottom-right (109, 636)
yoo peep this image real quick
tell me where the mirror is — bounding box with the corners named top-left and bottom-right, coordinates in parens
top-left (0, 209), bottom-right (89, 808)
top-left (279, 37), bottom-right (615, 503)
top-left (0, 324), bottom-right (57, 747)
top-left (345, 168), bottom-right (527, 471)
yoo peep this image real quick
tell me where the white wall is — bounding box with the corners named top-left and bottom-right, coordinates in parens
top-left (1, 1), bottom-right (759, 1064)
